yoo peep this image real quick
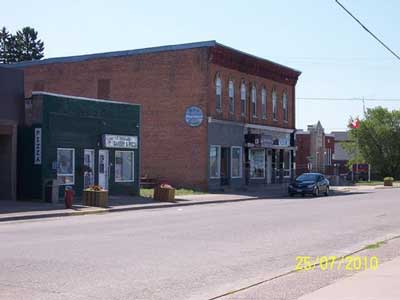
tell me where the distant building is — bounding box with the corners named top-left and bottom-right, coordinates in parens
top-left (295, 121), bottom-right (335, 175)
top-left (331, 131), bottom-right (351, 175)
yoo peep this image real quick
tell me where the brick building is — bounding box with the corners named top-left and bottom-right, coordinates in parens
top-left (11, 41), bottom-right (301, 191)
top-left (296, 121), bottom-right (335, 175)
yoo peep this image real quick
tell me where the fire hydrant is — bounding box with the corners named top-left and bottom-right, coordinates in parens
top-left (64, 186), bottom-right (75, 209)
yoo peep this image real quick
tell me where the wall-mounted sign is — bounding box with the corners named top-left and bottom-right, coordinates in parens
top-left (34, 128), bottom-right (42, 165)
top-left (102, 134), bottom-right (138, 149)
top-left (185, 106), bottom-right (203, 127)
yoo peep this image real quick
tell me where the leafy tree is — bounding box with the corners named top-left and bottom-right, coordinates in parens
top-left (0, 26), bottom-right (44, 63)
top-left (345, 107), bottom-right (400, 179)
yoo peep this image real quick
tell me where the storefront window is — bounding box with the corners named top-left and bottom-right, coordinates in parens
top-left (84, 149), bottom-right (95, 188)
top-left (231, 147), bottom-right (242, 178)
top-left (115, 151), bottom-right (134, 182)
top-left (57, 148), bottom-right (75, 185)
top-left (250, 149), bottom-right (265, 179)
top-left (209, 145), bottom-right (220, 178)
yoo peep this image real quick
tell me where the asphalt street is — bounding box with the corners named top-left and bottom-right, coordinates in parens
top-left (1, 189), bottom-right (400, 300)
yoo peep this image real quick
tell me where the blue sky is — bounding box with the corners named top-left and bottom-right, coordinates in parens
top-left (2, 0), bottom-right (399, 132)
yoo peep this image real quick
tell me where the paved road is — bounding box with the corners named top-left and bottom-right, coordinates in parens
top-left (1, 189), bottom-right (400, 300)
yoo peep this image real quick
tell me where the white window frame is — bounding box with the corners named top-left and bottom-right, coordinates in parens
top-left (57, 148), bottom-right (75, 185)
top-left (230, 146), bottom-right (243, 178)
top-left (251, 84), bottom-right (257, 118)
top-left (283, 91), bottom-right (288, 122)
top-left (240, 81), bottom-right (246, 115)
top-left (272, 89), bottom-right (278, 121)
top-left (249, 148), bottom-right (266, 179)
top-left (115, 150), bottom-right (135, 182)
top-left (215, 75), bottom-right (222, 111)
top-left (261, 87), bottom-right (267, 119)
top-left (228, 80), bottom-right (235, 113)
top-left (209, 145), bottom-right (221, 179)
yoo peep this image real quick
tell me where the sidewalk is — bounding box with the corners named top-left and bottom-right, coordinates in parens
top-left (298, 257), bottom-right (400, 300)
top-left (0, 185), bottom-right (288, 223)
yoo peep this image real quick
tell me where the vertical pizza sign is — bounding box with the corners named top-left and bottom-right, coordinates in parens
top-left (34, 128), bottom-right (42, 165)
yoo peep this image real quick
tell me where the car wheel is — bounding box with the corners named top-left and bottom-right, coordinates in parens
top-left (325, 186), bottom-right (330, 196)
top-left (313, 187), bottom-right (320, 197)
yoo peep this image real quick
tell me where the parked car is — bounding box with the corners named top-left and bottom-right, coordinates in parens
top-left (288, 173), bottom-right (330, 197)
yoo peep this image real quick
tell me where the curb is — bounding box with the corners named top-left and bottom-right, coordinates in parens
top-left (0, 193), bottom-right (287, 223)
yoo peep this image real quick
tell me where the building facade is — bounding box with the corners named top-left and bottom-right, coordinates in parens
top-left (296, 121), bottom-right (335, 175)
top-left (21, 92), bottom-right (140, 200)
top-left (0, 67), bottom-right (24, 200)
top-left (12, 41), bottom-right (301, 191)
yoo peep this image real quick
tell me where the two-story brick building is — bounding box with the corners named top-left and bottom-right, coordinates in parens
top-left (11, 41), bottom-right (301, 191)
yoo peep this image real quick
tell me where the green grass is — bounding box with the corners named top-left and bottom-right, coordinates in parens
top-left (140, 188), bottom-right (205, 198)
top-left (363, 241), bottom-right (386, 250)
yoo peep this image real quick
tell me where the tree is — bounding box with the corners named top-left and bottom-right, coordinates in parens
top-left (0, 26), bottom-right (44, 63)
top-left (345, 107), bottom-right (400, 179)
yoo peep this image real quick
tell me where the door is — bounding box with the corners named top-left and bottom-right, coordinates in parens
top-left (98, 150), bottom-right (109, 190)
top-left (220, 147), bottom-right (230, 186)
top-left (266, 151), bottom-right (272, 184)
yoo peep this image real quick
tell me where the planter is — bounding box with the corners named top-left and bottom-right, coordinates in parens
top-left (83, 190), bottom-right (109, 207)
top-left (384, 178), bottom-right (393, 187)
top-left (154, 186), bottom-right (175, 202)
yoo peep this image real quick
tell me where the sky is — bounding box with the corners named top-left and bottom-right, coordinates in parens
top-left (2, 0), bottom-right (399, 132)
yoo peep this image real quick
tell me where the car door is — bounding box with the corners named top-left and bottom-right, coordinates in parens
top-left (318, 175), bottom-right (326, 192)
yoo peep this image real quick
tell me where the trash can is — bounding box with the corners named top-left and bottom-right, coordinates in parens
top-left (64, 186), bottom-right (75, 209)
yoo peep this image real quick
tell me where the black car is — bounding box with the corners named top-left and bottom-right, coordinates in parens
top-left (288, 173), bottom-right (330, 197)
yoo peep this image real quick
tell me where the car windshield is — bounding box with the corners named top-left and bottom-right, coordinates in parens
top-left (296, 174), bottom-right (318, 182)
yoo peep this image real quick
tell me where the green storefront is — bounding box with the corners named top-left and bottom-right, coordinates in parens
top-left (21, 92), bottom-right (141, 200)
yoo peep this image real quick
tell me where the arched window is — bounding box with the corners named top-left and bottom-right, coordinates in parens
top-left (272, 88), bottom-right (278, 120)
top-left (283, 91), bottom-right (288, 122)
top-left (251, 84), bottom-right (257, 117)
top-left (215, 74), bottom-right (222, 111)
top-left (228, 80), bottom-right (234, 113)
top-left (240, 80), bottom-right (246, 115)
top-left (261, 87), bottom-right (267, 119)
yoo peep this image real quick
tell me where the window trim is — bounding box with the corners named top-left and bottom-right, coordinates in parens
top-left (228, 79), bottom-right (235, 114)
top-left (261, 87), bottom-right (267, 119)
top-left (209, 145), bottom-right (221, 179)
top-left (249, 148), bottom-right (266, 179)
top-left (230, 146), bottom-right (243, 179)
top-left (272, 88), bottom-right (278, 121)
top-left (240, 80), bottom-right (246, 116)
top-left (115, 150), bottom-right (135, 183)
top-left (283, 91), bottom-right (288, 123)
top-left (57, 148), bottom-right (75, 185)
top-left (215, 74), bottom-right (222, 112)
top-left (251, 84), bottom-right (257, 118)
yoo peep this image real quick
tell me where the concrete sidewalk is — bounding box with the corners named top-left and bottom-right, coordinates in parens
top-left (0, 186), bottom-right (289, 222)
top-left (298, 257), bottom-right (400, 300)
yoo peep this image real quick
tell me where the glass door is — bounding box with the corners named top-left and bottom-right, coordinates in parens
top-left (98, 150), bottom-right (109, 190)
top-left (84, 149), bottom-right (95, 188)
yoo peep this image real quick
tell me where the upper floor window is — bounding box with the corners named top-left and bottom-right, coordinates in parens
top-left (251, 84), bottom-right (257, 118)
top-left (240, 81), bottom-right (246, 115)
top-left (261, 87), bottom-right (267, 119)
top-left (228, 80), bottom-right (234, 113)
top-left (272, 88), bottom-right (278, 120)
top-left (283, 91), bottom-right (288, 122)
top-left (215, 74), bottom-right (222, 111)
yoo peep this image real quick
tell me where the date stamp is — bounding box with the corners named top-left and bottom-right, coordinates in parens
top-left (295, 255), bottom-right (379, 271)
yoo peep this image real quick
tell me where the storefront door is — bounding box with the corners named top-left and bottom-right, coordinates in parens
top-left (98, 150), bottom-right (109, 190)
top-left (220, 147), bottom-right (230, 186)
top-left (84, 149), bottom-right (95, 188)
top-left (267, 151), bottom-right (272, 184)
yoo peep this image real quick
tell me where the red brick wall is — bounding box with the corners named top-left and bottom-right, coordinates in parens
top-left (295, 134), bottom-right (311, 175)
top-left (208, 64), bottom-right (296, 129)
top-left (22, 48), bottom-right (210, 189)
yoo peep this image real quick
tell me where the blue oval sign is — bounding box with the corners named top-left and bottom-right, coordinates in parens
top-left (185, 106), bottom-right (203, 127)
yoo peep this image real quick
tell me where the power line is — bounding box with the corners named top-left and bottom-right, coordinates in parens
top-left (297, 97), bottom-right (400, 102)
top-left (335, 0), bottom-right (400, 62)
